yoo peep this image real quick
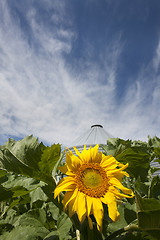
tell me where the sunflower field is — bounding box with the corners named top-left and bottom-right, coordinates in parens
top-left (0, 135), bottom-right (160, 240)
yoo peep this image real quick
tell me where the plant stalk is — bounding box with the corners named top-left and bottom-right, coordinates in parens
top-left (105, 224), bottom-right (139, 240)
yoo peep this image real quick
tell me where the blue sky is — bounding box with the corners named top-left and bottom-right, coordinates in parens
top-left (0, 0), bottom-right (160, 146)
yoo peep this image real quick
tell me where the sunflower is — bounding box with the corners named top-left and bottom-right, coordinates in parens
top-left (54, 144), bottom-right (134, 232)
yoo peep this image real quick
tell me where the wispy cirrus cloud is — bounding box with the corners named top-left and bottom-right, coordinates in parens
top-left (111, 40), bottom-right (160, 140)
top-left (0, 0), bottom-right (121, 145)
top-left (0, 0), bottom-right (159, 147)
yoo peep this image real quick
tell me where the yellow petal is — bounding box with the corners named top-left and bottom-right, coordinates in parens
top-left (86, 195), bottom-right (92, 217)
top-left (90, 144), bottom-right (100, 162)
top-left (56, 176), bottom-right (76, 188)
top-left (58, 165), bottom-right (68, 174)
top-left (101, 191), bottom-right (120, 221)
top-left (67, 190), bottom-right (79, 218)
top-left (71, 154), bottom-right (82, 170)
top-left (101, 155), bottom-right (118, 169)
top-left (85, 195), bottom-right (93, 229)
top-left (71, 190), bottom-right (79, 213)
top-left (109, 186), bottom-right (134, 199)
top-left (66, 147), bottom-right (82, 171)
top-left (80, 145), bottom-right (91, 163)
top-left (68, 198), bottom-right (76, 217)
top-left (54, 177), bottom-right (76, 199)
top-left (92, 198), bottom-right (103, 232)
top-left (108, 200), bottom-right (120, 222)
top-left (73, 146), bottom-right (83, 160)
top-left (109, 177), bottom-right (134, 196)
top-left (112, 171), bottom-right (129, 182)
top-left (63, 188), bottom-right (78, 210)
top-left (107, 163), bottom-right (128, 176)
top-left (58, 165), bottom-right (77, 176)
top-left (77, 192), bottom-right (87, 223)
top-left (101, 191), bottom-right (115, 204)
top-left (65, 151), bottom-right (75, 171)
top-left (63, 191), bottom-right (74, 211)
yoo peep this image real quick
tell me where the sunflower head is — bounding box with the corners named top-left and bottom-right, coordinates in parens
top-left (54, 145), bottom-right (134, 232)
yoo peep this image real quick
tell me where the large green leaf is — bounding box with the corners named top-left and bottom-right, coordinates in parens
top-left (116, 147), bottom-right (150, 180)
top-left (0, 173), bottom-right (50, 217)
top-left (101, 138), bottom-right (149, 156)
top-left (40, 144), bottom-right (62, 177)
top-left (135, 191), bottom-right (160, 212)
top-left (134, 176), bottom-right (149, 197)
top-left (0, 175), bottom-right (47, 203)
top-left (47, 202), bottom-right (59, 221)
top-left (0, 136), bottom-right (61, 188)
top-left (0, 185), bottom-right (13, 202)
top-left (0, 170), bottom-right (7, 178)
top-left (0, 225), bottom-right (49, 240)
top-left (148, 136), bottom-right (160, 148)
top-left (0, 223), bottom-right (14, 235)
top-left (2, 173), bottom-right (45, 190)
top-left (14, 208), bottom-right (47, 227)
top-left (148, 137), bottom-right (160, 167)
top-left (1, 209), bottom-right (18, 225)
top-left (101, 138), bottom-right (151, 181)
top-left (44, 212), bottom-right (72, 240)
top-left (101, 138), bottom-right (132, 156)
top-left (30, 186), bottom-right (48, 207)
top-left (148, 175), bottom-right (160, 198)
top-left (0, 208), bottom-right (50, 240)
top-left (135, 191), bottom-right (160, 239)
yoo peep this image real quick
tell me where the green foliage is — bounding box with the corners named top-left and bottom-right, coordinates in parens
top-left (0, 135), bottom-right (160, 239)
top-left (101, 138), bottom-right (152, 181)
top-left (0, 136), bottom-right (61, 187)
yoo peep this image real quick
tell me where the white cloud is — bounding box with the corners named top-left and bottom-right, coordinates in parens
top-left (0, 0), bottom-right (160, 148)
top-left (110, 53), bottom-right (160, 141)
top-left (0, 1), bottom-right (119, 146)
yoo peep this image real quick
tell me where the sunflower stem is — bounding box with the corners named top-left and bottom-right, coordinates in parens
top-left (105, 224), bottom-right (140, 240)
top-left (76, 229), bottom-right (80, 240)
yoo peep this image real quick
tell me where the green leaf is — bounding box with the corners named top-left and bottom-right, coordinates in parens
top-left (134, 176), bottom-right (149, 197)
top-left (0, 136), bottom-right (61, 187)
top-left (52, 151), bottom-right (64, 177)
top-left (138, 211), bottom-right (160, 229)
top-left (44, 212), bottom-right (72, 240)
top-left (148, 136), bottom-right (160, 148)
top-left (0, 223), bottom-right (14, 235)
top-left (153, 148), bottom-right (160, 163)
top-left (0, 225), bottom-right (49, 240)
top-left (148, 175), bottom-right (160, 198)
top-left (56, 212), bottom-right (72, 240)
top-left (30, 187), bottom-right (48, 207)
top-left (14, 208), bottom-right (47, 227)
top-left (2, 173), bottom-right (45, 190)
top-left (0, 170), bottom-right (7, 178)
top-left (40, 144), bottom-right (61, 177)
top-left (135, 191), bottom-right (160, 212)
top-left (135, 191), bottom-right (160, 239)
top-left (0, 184), bottom-right (13, 201)
top-left (101, 138), bottom-right (132, 156)
top-left (1, 209), bottom-right (18, 225)
top-left (148, 136), bottom-right (160, 165)
top-left (44, 231), bottom-right (59, 240)
top-left (101, 138), bottom-right (151, 181)
top-left (0, 180), bottom-right (43, 202)
top-left (116, 147), bottom-right (151, 181)
top-left (47, 202), bottom-right (59, 221)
